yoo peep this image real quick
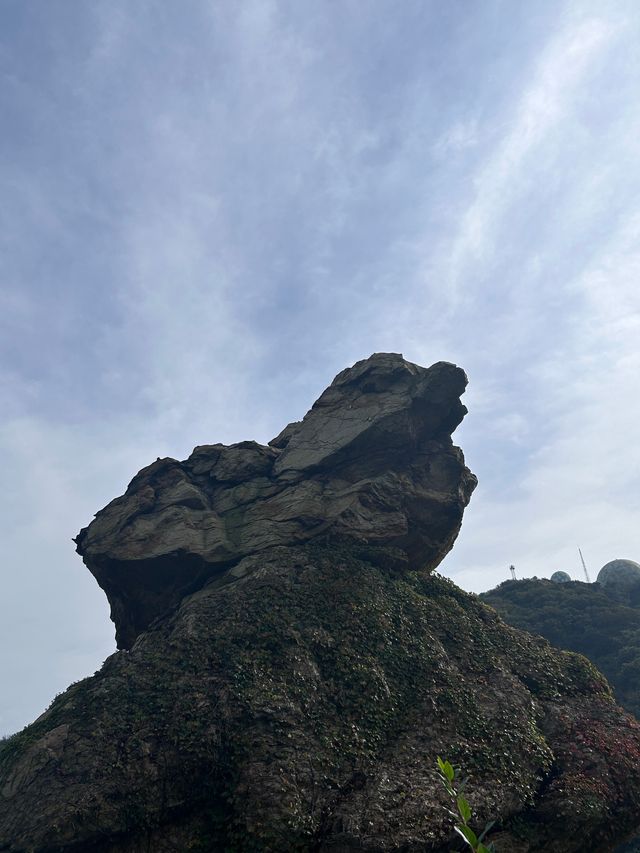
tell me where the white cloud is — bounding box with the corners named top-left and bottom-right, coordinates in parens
top-left (3, 0), bottom-right (640, 733)
top-left (0, 416), bottom-right (146, 734)
top-left (444, 16), bottom-right (617, 304)
top-left (432, 119), bottom-right (479, 158)
top-left (443, 207), bottom-right (640, 591)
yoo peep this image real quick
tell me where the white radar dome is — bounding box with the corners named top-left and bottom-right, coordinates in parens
top-left (596, 559), bottom-right (640, 593)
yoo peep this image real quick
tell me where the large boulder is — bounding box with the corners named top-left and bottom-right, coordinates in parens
top-left (2, 548), bottom-right (640, 852)
top-left (74, 353), bottom-right (477, 648)
top-left (3, 354), bottom-right (640, 852)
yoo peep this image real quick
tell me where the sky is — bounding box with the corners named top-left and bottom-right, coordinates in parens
top-left (1, 0), bottom-right (639, 734)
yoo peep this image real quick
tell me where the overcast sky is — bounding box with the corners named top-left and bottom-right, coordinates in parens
top-left (2, 0), bottom-right (639, 734)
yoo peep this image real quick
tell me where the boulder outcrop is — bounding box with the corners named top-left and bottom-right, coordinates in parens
top-left (3, 549), bottom-right (640, 852)
top-left (3, 354), bottom-right (640, 853)
top-left (74, 353), bottom-right (477, 648)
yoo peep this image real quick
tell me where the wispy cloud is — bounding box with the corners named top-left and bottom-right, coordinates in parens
top-left (2, 0), bottom-right (640, 732)
top-left (445, 205), bottom-right (640, 590)
top-left (432, 119), bottom-right (479, 158)
top-left (444, 15), bottom-right (617, 305)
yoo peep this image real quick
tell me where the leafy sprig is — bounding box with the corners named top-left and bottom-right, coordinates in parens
top-left (436, 757), bottom-right (496, 852)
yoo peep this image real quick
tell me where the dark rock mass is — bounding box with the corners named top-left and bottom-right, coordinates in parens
top-left (74, 353), bottom-right (477, 649)
top-left (2, 353), bottom-right (640, 853)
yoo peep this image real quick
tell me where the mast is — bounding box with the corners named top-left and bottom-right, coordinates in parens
top-left (578, 548), bottom-right (591, 583)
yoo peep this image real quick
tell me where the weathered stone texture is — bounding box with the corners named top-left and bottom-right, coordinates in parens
top-left (2, 549), bottom-right (640, 853)
top-left (75, 354), bottom-right (477, 648)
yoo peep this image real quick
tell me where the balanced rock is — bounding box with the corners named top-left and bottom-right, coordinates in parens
top-left (4, 354), bottom-right (640, 853)
top-left (75, 353), bottom-right (477, 648)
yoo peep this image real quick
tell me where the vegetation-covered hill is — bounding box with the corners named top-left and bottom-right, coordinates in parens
top-left (481, 578), bottom-right (640, 719)
top-left (4, 545), bottom-right (640, 852)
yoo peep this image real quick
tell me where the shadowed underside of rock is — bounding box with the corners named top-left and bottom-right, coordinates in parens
top-left (75, 353), bottom-right (477, 648)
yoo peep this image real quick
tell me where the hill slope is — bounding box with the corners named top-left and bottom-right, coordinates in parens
top-left (3, 547), bottom-right (640, 852)
top-left (481, 578), bottom-right (640, 719)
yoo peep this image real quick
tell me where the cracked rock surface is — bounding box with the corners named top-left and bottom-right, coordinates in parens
top-left (75, 353), bottom-right (477, 649)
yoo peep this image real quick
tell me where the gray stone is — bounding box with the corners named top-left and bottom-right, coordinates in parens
top-left (75, 353), bottom-right (477, 648)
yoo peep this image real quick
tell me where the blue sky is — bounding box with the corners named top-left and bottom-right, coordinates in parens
top-left (2, 0), bottom-right (639, 733)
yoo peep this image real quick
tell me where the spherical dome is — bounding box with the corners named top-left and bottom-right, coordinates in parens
top-left (550, 571), bottom-right (572, 583)
top-left (597, 559), bottom-right (640, 591)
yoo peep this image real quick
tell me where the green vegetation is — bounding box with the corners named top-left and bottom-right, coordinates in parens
top-left (437, 757), bottom-right (495, 852)
top-left (482, 579), bottom-right (640, 718)
top-left (4, 546), bottom-right (640, 851)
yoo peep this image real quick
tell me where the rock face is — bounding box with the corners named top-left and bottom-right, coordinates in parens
top-left (3, 552), bottom-right (640, 853)
top-left (75, 353), bottom-right (477, 649)
top-left (3, 354), bottom-right (640, 853)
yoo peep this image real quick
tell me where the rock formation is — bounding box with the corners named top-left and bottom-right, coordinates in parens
top-left (2, 353), bottom-right (640, 853)
top-left (74, 353), bottom-right (477, 649)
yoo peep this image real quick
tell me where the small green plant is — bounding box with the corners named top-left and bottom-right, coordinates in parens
top-left (437, 757), bottom-right (496, 852)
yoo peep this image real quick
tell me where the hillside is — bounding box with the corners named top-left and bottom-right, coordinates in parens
top-left (481, 578), bottom-right (640, 719)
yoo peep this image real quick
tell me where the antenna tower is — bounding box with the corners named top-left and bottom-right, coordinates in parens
top-left (509, 564), bottom-right (516, 581)
top-left (578, 548), bottom-right (591, 583)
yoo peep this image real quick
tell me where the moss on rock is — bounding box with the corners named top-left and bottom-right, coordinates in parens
top-left (2, 545), bottom-right (640, 852)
